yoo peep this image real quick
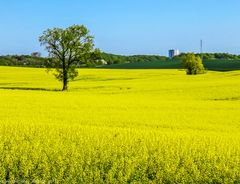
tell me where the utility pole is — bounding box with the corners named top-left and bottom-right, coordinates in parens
top-left (200, 39), bottom-right (203, 61)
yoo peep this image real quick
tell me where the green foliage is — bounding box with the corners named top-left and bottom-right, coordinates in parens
top-left (1, 52), bottom-right (240, 69)
top-left (102, 60), bottom-right (182, 69)
top-left (39, 25), bottom-right (96, 90)
top-left (182, 53), bottom-right (205, 75)
top-left (0, 55), bottom-right (47, 67)
top-left (174, 53), bottom-right (240, 60)
top-left (101, 53), bottom-right (168, 65)
top-left (102, 59), bottom-right (240, 71)
top-left (84, 48), bottom-right (102, 67)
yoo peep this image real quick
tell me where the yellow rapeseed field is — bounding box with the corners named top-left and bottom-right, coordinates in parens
top-left (0, 66), bottom-right (240, 183)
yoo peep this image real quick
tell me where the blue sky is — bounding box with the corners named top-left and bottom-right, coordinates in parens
top-left (0, 0), bottom-right (240, 56)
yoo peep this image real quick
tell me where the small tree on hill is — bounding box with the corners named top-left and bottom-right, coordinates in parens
top-left (39, 25), bottom-right (99, 91)
top-left (182, 53), bottom-right (205, 75)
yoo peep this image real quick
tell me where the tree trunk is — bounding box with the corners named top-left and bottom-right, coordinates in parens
top-left (62, 80), bottom-right (68, 91)
top-left (62, 73), bottom-right (68, 91)
top-left (62, 57), bottom-right (68, 91)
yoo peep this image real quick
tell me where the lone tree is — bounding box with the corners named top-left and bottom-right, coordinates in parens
top-left (182, 53), bottom-right (205, 75)
top-left (39, 25), bottom-right (99, 91)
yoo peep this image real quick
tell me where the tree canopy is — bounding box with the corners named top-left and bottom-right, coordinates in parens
top-left (39, 25), bottom-right (98, 91)
top-left (182, 53), bottom-right (205, 75)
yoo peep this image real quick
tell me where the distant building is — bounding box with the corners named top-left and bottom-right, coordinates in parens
top-left (31, 52), bottom-right (41, 57)
top-left (169, 49), bottom-right (180, 59)
top-left (100, 59), bottom-right (108, 65)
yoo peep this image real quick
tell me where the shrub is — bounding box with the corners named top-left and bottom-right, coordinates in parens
top-left (182, 53), bottom-right (205, 75)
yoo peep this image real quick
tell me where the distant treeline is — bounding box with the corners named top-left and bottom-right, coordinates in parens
top-left (1, 52), bottom-right (240, 67)
top-left (98, 52), bottom-right (240, 64)
top-left (101, 53), bottom-right (168, 64)
top-left (0, 54), bottom-right (169, 67)
top-left (174, 53), bottom-right (240, 60)
top-left (0, 55), bottom-right (47, 67)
